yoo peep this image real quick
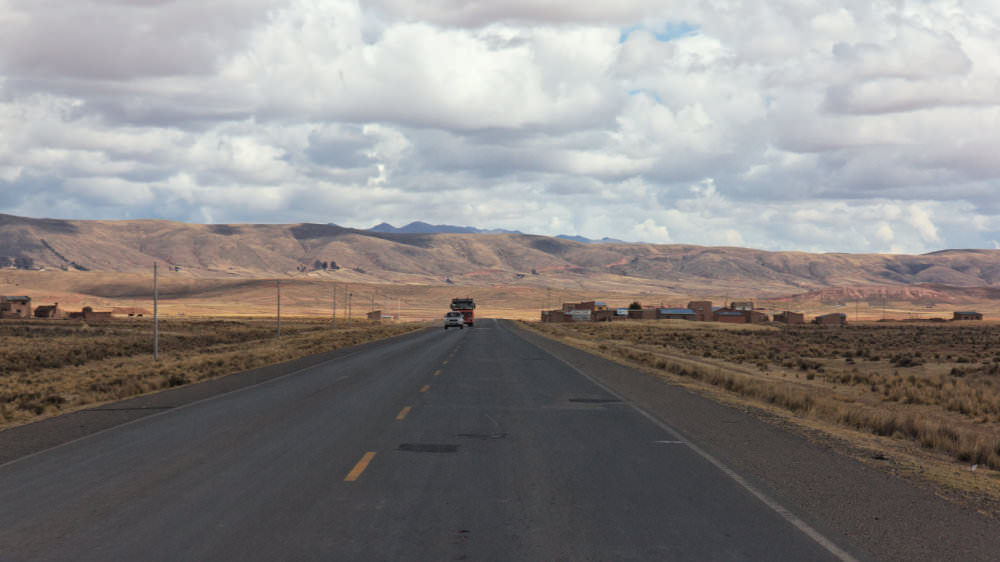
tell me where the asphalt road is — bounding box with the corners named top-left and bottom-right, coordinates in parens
top-left (0, 318), bottom-right (992, 560)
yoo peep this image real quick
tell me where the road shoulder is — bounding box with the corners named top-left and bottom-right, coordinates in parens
top-left (509, 320), bottom-right (1000, 562)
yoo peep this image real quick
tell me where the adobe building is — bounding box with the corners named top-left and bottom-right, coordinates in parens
top-left (815, 313), bottom-right (847, 325)
top-left (33, 303), bottom-right (64, 319)
top-left (628, 308), bottom-right (658, 320)
top-left (953, 311), bottom-right (983, 321)
top-left (366, 310), bottom-right (383, 321)
top-left (592, 309), bottom-right (614, 322)
top-left (562, 301), bottom-right (597, 313)
top-left (0, 296), bottom-right (32, 319)
top-left (744, 310), bottom-right (770, 324)
top-left (773, 311), bottom-right (805, 324)
top-left (715, 310), bottom-right (747, 324)
top-left (687, 301), bottom-right (713, 322)
top-left (84, 310), bottom-right (113, 322)
top-left (658, 308), bottom-right (697, 320)
top-left (541, 310), bottom-right (572, 323)
top-left (68, 308), bottom-right (113, 322)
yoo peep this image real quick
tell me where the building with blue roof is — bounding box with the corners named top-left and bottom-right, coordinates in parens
top-left (658, 308), bottom-right (696, 320)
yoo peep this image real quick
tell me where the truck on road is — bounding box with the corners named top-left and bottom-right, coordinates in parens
top-left (450, 297), bottom-right (476, 327)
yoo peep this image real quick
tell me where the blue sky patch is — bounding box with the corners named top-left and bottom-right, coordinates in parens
top-left (628, 89), bottom-right (665, 104)
top-left (619, 22), bottom-right (699, 44)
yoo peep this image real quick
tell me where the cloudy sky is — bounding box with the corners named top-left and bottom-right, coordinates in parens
top-left (1, 0), bottom-right (999, 253)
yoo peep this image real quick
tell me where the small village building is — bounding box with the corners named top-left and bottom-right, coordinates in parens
top-left (628, 308), bottom-right (658, 320)
top-left (953, 311), bottom-right (983, 321)
top-left (68, 307), bottom-right (113, 322)
top-left (744, 310), bottom-right (770, 324)
top-left (773, 311), bottom-right (805, 324)
top-left (815, 313), bottom-right (847, 325)
top-left (592, 309), bottom-right (614, 322)
top-left (562, 301), bottom-right (596, 313)
top-left (774, 310), bottom-right (806, 324)
top-left (33, 303), bottom-right (64, 319)
top-left (84, 310), bottom-right (113, 322)
top-left (658, 308), bottom-right (697, 320)
top-left (0, 296), bottom-right (32, 319)
top-left (541, 310), bottom-right (572, 322)
top-left (730, 301), bottom-right (754, 311)
top-left (366, 310), bottom-right (383, 321)
top-left (687, 301), bottom-right (713, 322)
top-left (558, 301), bottom-right (610, 321)
top-left (715, 310), bottom-right (747, 324)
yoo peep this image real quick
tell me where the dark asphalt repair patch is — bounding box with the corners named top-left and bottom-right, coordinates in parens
top-left (568, 398), bottom-right (621, 404)
top-left (86, 406), bottom-right (175, 412)
top-left (397, 444), bottom-right (460, 453)
top-left (455, 433), bottom-right (506, 440)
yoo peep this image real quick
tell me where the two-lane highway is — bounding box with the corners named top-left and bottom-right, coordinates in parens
top-left (0, 319), bottom-right (861, 560)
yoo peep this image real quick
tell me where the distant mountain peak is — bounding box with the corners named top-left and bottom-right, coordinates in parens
top-left (368, 222), bottom-right (628, 242)
top-left (369, 222), bottom-right (396, 232)
top-left (556, 234), bottom-right (626, 244)
top-left (367, 221), bottom-right (516, 235)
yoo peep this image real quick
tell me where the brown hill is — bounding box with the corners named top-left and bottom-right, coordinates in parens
top-left (2, 214), bottom-right (1000, 303)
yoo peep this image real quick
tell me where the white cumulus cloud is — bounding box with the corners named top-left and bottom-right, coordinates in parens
top-left (0, 0), bottom-right (997, 252)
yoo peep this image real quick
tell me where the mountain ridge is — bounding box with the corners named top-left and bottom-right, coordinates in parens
top-left (364, 221), bottom-right (623, 243)
top-left (2, 214), bottom-right (999, 300)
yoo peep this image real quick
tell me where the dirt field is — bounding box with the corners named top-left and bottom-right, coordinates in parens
top-left (524, 320), bottom-right (1000, 507)
top-left (0, 317), bottom-right (424, 429)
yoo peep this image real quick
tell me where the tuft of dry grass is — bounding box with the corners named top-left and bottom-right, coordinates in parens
top-left (0, 317), bottom-right (423, 428)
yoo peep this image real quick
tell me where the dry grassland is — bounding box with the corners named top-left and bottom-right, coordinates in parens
top-left (524, 320), bottom-right (1000, 505)
top-left (0, 317), bottom-right (424, 429)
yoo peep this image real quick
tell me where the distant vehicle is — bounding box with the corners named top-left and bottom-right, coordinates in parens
top-left (444, 311), bottom-right (464, 330)
top-left (450, 297), bottom-right (476, 327)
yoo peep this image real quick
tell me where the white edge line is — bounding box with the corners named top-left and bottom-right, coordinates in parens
top-left (507, 321), bottom-right (860, 562)
top-left (0, 328), bottom-right (432, 471)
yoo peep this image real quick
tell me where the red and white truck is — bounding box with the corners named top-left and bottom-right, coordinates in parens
top-left (450, 297), bottom-right (476, 327)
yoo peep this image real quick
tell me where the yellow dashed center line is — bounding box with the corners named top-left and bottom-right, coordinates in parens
top-left (420, 385), bottom-right (430, 393)
top-left (443, 360), bottom-right (449, 365)
top-left (433, 369), bottom-right (441, 377)
top-left (344, 452), bottom-right (376, 482)
top-left (396, 406), bottom-right (412, 421)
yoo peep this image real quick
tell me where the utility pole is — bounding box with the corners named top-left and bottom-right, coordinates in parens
top-left (277, 279), bottom-right (281, 339)
top-left (397, 297), bottom-right (400, 322)
top-left (153, 261), bottom-right (159, 361)
top-left (332, 283), bottom-right (337, 328)
top-left (347, 287), bottom-right (352, 326)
